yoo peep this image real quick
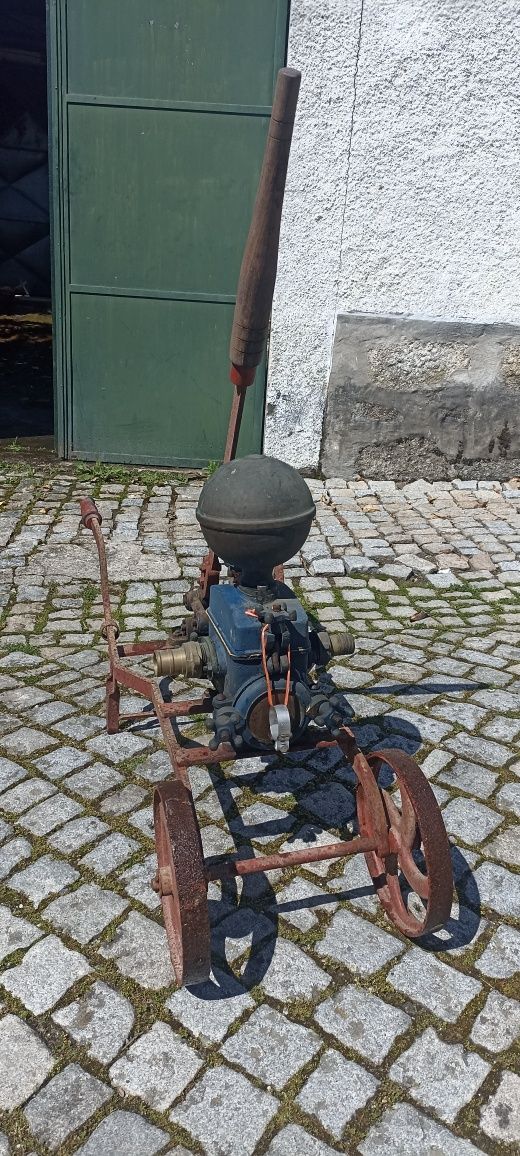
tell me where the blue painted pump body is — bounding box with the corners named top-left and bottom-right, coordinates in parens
top-left (207, 582), bottom-right (312, 749)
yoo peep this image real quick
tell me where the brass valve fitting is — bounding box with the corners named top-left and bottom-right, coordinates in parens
top-left (153, 641), bottom-right (205, 679)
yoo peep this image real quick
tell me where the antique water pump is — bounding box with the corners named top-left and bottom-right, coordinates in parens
top-left (81, 68), bottom-right (454, 987)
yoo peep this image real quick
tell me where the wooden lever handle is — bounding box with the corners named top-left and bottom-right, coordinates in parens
top-left (229, 67), bottom-right (301, 374)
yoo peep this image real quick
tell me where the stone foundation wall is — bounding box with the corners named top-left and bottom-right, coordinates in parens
top-left (321, 314), bottom-right (520, 482)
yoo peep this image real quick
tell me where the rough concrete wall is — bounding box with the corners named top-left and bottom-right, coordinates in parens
top-left (322, 314), bottom-right (520, 481)
top-left (265, 0), bottom-right (520, 473)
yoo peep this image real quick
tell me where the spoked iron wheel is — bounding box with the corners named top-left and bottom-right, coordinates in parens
top-left (153, 780), bottom-right (211, 986)
top-left (355, 748), bottom-right (453, 937)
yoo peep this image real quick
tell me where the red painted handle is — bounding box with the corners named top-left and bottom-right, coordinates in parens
top-left (80, 497), bottom-right (102, 529)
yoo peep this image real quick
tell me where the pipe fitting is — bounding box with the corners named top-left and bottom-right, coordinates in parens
top-left (328, 631), bottom-right (356, 657)
top-left (153, 641), bottom-right (205, 679)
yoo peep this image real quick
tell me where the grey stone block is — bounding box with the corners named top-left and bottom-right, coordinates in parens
top-left (266, 1124), bottom-right (339, 1156)
top-left (86, 731), bottom-right (151, 763)
top-left (0, 835), bottom-right (32, 880)
top-left (442, 797), bottom-right (502, 843)
top-left (74, 1110), bottom-right (170, 1156)
top-left (0, 776), bottom-right (56, 814)
top-left (53, 980), bottom-right (135, 1063)
top-left (24, 1063), bottom-right (112, 1152)
top-left (0, 904), bottom-right (43, 963)
top-left (437, 759), bottom-right (497, 799)
top-left (471, 990), bottom-right (520, 1053)
top-left (476, 925), bottom-right (520, 978)
top-left (387, 947), bottom-right (482, 1022)
top-left (480, 1071), bottom-right (520, 1144)
top-left (314, 984), bottom-right (411, 1062)
top-left (44, 883), bottom-right (127, 944)
top-left (358, 1103), bottom-right (487, 1156)
top-left (110, 1021), bottom-right (202, 1110)
top-left (0, 755), bottom-right (27, 791)
top-left (170, 1067), bottom-right (278, 1156)
top-left (80, 833), bottom-right (139, 875)
top-left (221, 1005), bottom-right (320, 1090)
top-left (316, 909), bottom-right (404, 973)
top-left (260, 937), bottom-right (331, 1003)
top-left (389, 1027), bottom-right (490, 1123)
top-left (166, 969), bottom-right (254, 1045)
top-left (20, 792), bottom-right (83, 835)
top-left (99, 911), bottom-right (174, 990)
top-left (0, 1014), bottom-right (54, 1110)
top-left (48, 816), bottom-right (110, 854)
top-left (473, 859), bottom-right (520, 918)
top-left (8, 854), bottom-right (79, 906)
top-left (34, 745), bottom-right (91, 780)
top-left (485, 824), bottom-right (520, 866)
top-left (297, 1049), bottom-right (378, 1140)
top-left (1, 727), bottom-right (57, 756)
top-left (65, 762), bottom-right (123, 799)
top-left (1, 934), bottom-right (90, 1013)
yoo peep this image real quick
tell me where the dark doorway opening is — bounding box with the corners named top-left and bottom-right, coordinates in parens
top-left (0, 0), bottom-right (53, 449)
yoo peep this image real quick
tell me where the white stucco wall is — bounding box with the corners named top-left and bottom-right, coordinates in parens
top-left (265, 0), bottom-right (520, 470)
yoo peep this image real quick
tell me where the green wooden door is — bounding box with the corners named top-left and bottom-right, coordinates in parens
top-left (49, 0), bottom-right (289, 465)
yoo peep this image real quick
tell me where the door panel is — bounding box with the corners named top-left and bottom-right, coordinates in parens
top-left (50, 0), bottom-right (289, 464)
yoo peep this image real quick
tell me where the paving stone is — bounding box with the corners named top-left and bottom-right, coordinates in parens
top-left (0, 651), bottom-right (42, 669)
top-left (54, 714), bottom-right (106, 741)
top-left (315, 983), bottom-right (411, 1063)
top-left (0, 1014), bottom-right (54, 1110)
top-left (1, 934), bottom-right (90, 1013)
top-left (136, 749), bottom-right (177, 783)
top-left (473, 860), bottom-right (520, 918)
top-left (33, 745), bottom-right (91, 779)
top-left (0, 834), bottom-right (32, 880)
top-left (266, 1124), bottom-right (339, 1156)
top-left (109, 1021), bottom-right (202, 1111)
top-left (476, 925), bottom-right (520, 978)
top-left (302, 783), bottom-right (356, 828)
top-left (8, 854), bottom-right (79, 905)
top-left (221, 1005), bottom-right (320, 1090)
top-left (65, 762), bottom-right (123, 799)
top-left (496, 781), bottom-right (520, 817)
top-left (20, 792), bottom-right (83, 835)
top-left (0, 904), bottom-right (43, 963)
top-left (53, 980), bottom-right (135, 1063)
top-left (24, 1063), bottom-right (112, 1152)
top-left (389, 1026), bottom-right (490, 1123)
top-left (387, 947), bottom-right (481, 1022)
top-left (259, 936), bottom-right (331, 1003)
top-left (1, 726), bottom-right (57, 756)
top-left (99, 911), bottom-right (173, 989)
top-left (44, 883), bottom-right (127, 944)
top-left (0, 816), bottom-right (11, 841)
top-left (316, 909), bottom-right (404, 973)
top-left (74, 1110), bottom-right (170, 1156)
top-left (437, 759), bottom-right (497, 799)
top-left (128, 805), bottom-right (155, 840)
top-left (445, 732), bottom-right (511, 767)
top-left (31, 700), bottom-right (76, 725)
top-left (358, 1103), bottom-right (487, 1156)
top-left (80, 832), bottom-right (139, 875)
top-left (170, 1067), bottom-right (278, 1156)
top-left (166, 968), bottom-right (254, 1045)
top-left (327, 852), bottom-right (380, 914)
top-left (0, 755), bottom-right (27, 791)
top-left (296, 1049), bottom-right (379, 1140)
top-left (442, 797), bottom-right (503, 843)
top-left (86, 731), bottom-right (151, 763)
top-left (480, 1071), bottom-right (520, 1145)
top-left (485, 823), bottom-right (520, 866)
top-left (0, 776), bottom-right (56, 813)
top-left (48, 815), bottom-right (110, 854)
top-left (100, 783), bottom-right (147, 815)
top-left (470, 990), bottom-right (520, 1053)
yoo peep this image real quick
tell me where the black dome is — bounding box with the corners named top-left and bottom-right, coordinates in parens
top-left (196, 455), bottom-right (315, 585)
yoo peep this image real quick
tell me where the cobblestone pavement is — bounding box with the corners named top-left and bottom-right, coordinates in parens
top-left (0, 466), bottom-right (519, 1155)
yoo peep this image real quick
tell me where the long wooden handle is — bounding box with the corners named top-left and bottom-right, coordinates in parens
top-left (229, 67), bottom-right (301, 375)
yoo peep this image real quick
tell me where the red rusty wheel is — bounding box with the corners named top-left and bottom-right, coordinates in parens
top-left (355, 748), bottom-right (453, 938)
top-left (153, 780), bottom-right (211, 986)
